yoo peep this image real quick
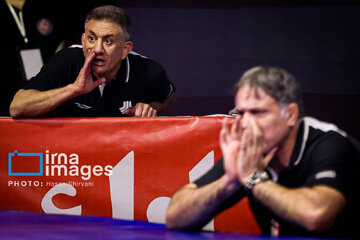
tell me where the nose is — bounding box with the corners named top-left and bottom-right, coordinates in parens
top-left (93, 40), bottom-right (104, 54)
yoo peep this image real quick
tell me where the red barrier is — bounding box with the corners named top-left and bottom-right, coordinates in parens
top-left (0, 117), bottom-right (260, 234)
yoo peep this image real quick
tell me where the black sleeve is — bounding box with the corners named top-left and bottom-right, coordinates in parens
top-left (128, 54), bottom-right (176, 103)
top-left (22, 48), bottom-right (83, 91)
top-left (149, 62), bottom-right (175, 101)
top-left (304, 132), bottom-right (360, 197)
top-left (194, 158), bottom-right (225, 187)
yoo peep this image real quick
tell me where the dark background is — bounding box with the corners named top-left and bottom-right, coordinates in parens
top-left (3, 0), bottom-right (360, 139)
top-left (117, 0), bottom-right (360, 139)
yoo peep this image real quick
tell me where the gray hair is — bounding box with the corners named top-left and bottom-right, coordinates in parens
top-left (236, 66), bottom-right (304, 118)
top-left (85, 5), bottom-right (131, 41)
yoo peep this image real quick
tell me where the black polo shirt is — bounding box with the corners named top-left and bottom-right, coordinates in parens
top-left (194, 117), bottom-right (360, 238)
top-left (22, 46), bottom-right (175, 117)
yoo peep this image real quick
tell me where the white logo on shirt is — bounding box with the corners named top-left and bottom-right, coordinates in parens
top-left (119, 101), bottom-right (132, 113)
top-left (74, 102), bottom-right (92, 109)
top-left (315, 170), bottom-right (336, 179)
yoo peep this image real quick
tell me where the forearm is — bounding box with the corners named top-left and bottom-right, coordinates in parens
top-left (166, 175), bottom-right (240, 231)
top-left (252, 181), bottom-right (345, 231)
top-left (10, 85), bottom-right (80, 118)
top-left (150, 92), bottom-right (175, 114)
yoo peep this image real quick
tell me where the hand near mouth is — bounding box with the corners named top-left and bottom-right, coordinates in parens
top-left (93, 56), bottom-right (106, 66)
top-left (72, 50), bottom-right (106, 96)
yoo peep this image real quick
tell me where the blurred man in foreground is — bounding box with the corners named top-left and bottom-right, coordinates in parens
top-left (166, 66), bottom-right (359, 238)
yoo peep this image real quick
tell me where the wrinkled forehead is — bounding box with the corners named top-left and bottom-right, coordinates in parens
top-left (236, 84), bottom-right (269, 100)
top-left (235, 84), bottom-right (276, 108)
top-left (85, 19), bottom-right (124, 35)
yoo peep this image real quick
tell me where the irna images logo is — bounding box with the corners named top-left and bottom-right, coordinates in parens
top-left (8, 150), bottom-right (113, 180)
top-left (8, 150), bottom-right (43, 176)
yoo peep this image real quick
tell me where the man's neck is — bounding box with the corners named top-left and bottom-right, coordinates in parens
top-left (6, 0), bottom-right (26, 10)
top-left (270, 122), bottom-right (300, 173)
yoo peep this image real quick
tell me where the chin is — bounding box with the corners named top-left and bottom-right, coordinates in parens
top-left (91, 67), bottom-right (105, 75)
top-left (263, 143), bottom-right (275, 154)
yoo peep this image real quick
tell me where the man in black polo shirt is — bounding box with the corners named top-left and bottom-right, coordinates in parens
top-left (166, 66), bottom-right (360, 238)
top-left (9, 5), bottom-right (175, 118)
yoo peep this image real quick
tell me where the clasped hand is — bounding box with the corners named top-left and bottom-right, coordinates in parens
top-left (219, 117), bottom-right (276, 186)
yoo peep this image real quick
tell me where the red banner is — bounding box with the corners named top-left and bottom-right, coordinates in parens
top-left (0, 117), bottom-right (260, 234)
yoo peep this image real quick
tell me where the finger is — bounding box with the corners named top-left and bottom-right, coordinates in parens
top-left (251, 119), bottom-right (262, 139)
top-left (250, 119), bottom-right (262, 154)
top-left (145, 105), bottom-right (156, 117)
top-left (219, 130), bottom-right (227, 146)
top-left (149, 108), bottom-right (157, 117)
top-left (240, 127), bottom-right (249, 153)
top-left (83, 50), bottom-right (96, 73)
top-left (144, 105), bottom-right (152, 117)
top-left (222, 118), bottom-right (229, 134)
top-left (246, 125), bottom-right (254, 153)
top-left (230, 117), bottom-right (241, 140)
top-left (134, 103), bottom-right (144, 117)
top-left (93, 77), bottom-right (106, 87)
top-left (220, 118), bottom-right (230, 145)
top-left (142, 104), bottom-right (153, 117)
top-left (219, 127), bottom-right (227, 147)
top-left (245, 127), bottom-right (256, 158)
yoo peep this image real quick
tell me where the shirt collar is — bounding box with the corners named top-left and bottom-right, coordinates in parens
top-left (267, 119), bottom-right (305, 181)
top-left (110, 56), bottom-right (129, 84)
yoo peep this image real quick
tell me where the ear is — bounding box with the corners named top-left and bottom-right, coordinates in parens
top-left (122, 41), bottom-right (133, 60)
top-left (285, 103), bottom-right (299, 127)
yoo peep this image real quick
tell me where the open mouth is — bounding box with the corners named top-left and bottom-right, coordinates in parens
top-left (93, 57), bottom-right (105, 66)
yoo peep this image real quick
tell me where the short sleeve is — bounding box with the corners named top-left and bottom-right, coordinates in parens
top-left (194, 158), bottom-right (225, 187)
top-left (22, 48), bottom-right (83, 91)
top-left (303, 132), bottom-right (359, 196)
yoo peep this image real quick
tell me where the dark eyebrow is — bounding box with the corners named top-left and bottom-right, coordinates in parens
top-left (88, 30), bottom-right (115, 39)
top-left (235, 108), bottom-right (267, 115)
top-left (88, 30), bottom-right (96, 36)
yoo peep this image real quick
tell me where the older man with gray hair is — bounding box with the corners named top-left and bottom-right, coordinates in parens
top-left (10, 5), bottom-right (175, 118)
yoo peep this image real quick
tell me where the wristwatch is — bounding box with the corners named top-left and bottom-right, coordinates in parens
top-left (244, 170), bottom-right (270, 194)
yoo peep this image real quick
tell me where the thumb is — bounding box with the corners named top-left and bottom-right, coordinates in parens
top-left (94, 77), bottom-right (106, 87)
top-left (124, 108), bottom-right (135, 117)
top-left (264, 147), bottom-right (278, 166)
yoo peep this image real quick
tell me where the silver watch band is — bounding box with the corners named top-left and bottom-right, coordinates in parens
top-left (244, 170), bottom-right (270, 194)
